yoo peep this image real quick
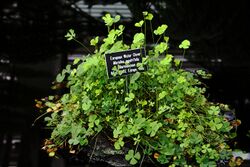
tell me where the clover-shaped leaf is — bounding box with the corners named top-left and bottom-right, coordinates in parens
top-left (133, 33), bottom-right (145, 44)
top-left (56, 72), bottom-right (65, 82)
top-left (82, 102), bottom-right (91, 111)
top-left (216, 123), bottom-right (223, 130)
top-left (196, 125), bottom-right (204, 132)
top-left (119, 25), bottom-right (125, 31)
top-left (89, 114), bottom-right (97, 123)
top-left (113, 123), bottom-right (123, 138)
top-left (65, 29), bottom-right (76, 41)
top-left (174, 59), bottom-right (181, 67)
top-left (146, 121), bottom-right (162, 137)
top-left (142, 11), bottom-right (148, 16)
top-left (179, 39), bottom-right (191, 49)
top-left (114, 137), bottom-right (124, 150)
top-left (164, 36), bottom-right (169, 42)
top-left (102, 14), bottom-right (120, 27)
top-left (116, 25), bottom-right (125, 36)
top-left (157, 154), bottom-right (169, 164)
top-left (154, 24), bottom-right (168, 35)
top-left (103, 29), bottom-right (116, 44)
top-left (145, 13), bottom-right (153, 20)
top-left (68, 138), bottom-right (79, 145)
top-left (155, 42), bottom-right (168, 54)
top-left (125, 92), bottom-right (135, 102)
top-left (102, 13), bottom-right (113, 26)
top-left (113, 15), bottom-right (121, 23)
top-left (119, 105), bottom-right (128, 114)
top-left (196, 69), bottom-right (212, 79)
top-left (159, 91), bottom-right (167, 100)
top-left (208, 106), bottom-right (220, 115)
top-left (90, 36), bottom-right (99, 46)
top-left (125, 150), bottom-right (141, 165)
top-left (130, 72), bottom-right (140, 84)
top-left (135, 20), bottom-right (144, 27)
top-left (177, 76), bottom-right (186, 83)
top-left (160, 54), bottom-right (173, 65)
top-left (73, 58), bottom-right (80, 65)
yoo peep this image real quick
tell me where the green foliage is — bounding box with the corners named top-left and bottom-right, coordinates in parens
top-left (38, 12), bottom-right (237, 166)
top-left (179, 39), bottom-right (191, 49)
top-left (196, 69), bottom-right (212, 79)
top-left (125, 92), bottom-right (135, 102)
top-left (114, 137), bottom-right (124, 150)
top-left (145, 13), bottom-right (153, 21)
top-left (132, 33), bottom-right (145, 48)
top-left (90, 36), bottom-right (99, 46)
top-left (154, 24), bottom-right (168, 35)
top-left (102, 13), bottom-right (120, 27)
top-left (135, 20), bottom-right (144, 27)
top-left (64, 29), bottom-right (75, 41)
top-left (125, 150), bottom-right (141, 165)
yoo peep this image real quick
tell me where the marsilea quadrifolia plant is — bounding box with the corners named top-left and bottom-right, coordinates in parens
top-left (35, 12), bottom-right (239, 166)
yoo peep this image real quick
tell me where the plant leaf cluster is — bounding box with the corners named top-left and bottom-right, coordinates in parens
top-left (37, 12), bottom-right (237, 166)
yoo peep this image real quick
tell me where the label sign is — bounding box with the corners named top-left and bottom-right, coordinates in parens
top-left (105, 48), bottom-right (147, 78)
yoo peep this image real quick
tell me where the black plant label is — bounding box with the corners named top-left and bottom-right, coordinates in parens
top-left (105, 48), bottom-right (147, 78)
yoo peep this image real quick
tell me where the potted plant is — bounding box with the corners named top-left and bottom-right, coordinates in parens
top-left (35, 12), bottom-right (239, 167)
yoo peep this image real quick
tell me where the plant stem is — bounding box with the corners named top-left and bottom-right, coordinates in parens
top-left (156, 90), bottom-right (158, 113)
top-left (139, 152), bottom-right (145, 167)
top-left (125, 76), bottom-right (129, 94)
top-left (32, 112), bottom-right (50, 126)
top-left (156, 35), bottom-right (162, 45)
top-left (150, 21), bottom-right (155, 43)
top-left (135, 142), bottom-right (139, 153)
top-left (179, 49), bottom-right (186, 68)
top-left (89, 135), bottom-right (98, 163)
top-left (144, 19), bottom-right (147, 46)
top-left (73, 38), bottom-right (91, 53)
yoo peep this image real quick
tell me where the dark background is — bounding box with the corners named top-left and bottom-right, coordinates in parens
top-left (1, 0), bottom-right (250, 166)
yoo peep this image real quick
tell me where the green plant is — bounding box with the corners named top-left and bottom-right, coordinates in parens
top-left (36, 12), bottom-right (237, 166)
